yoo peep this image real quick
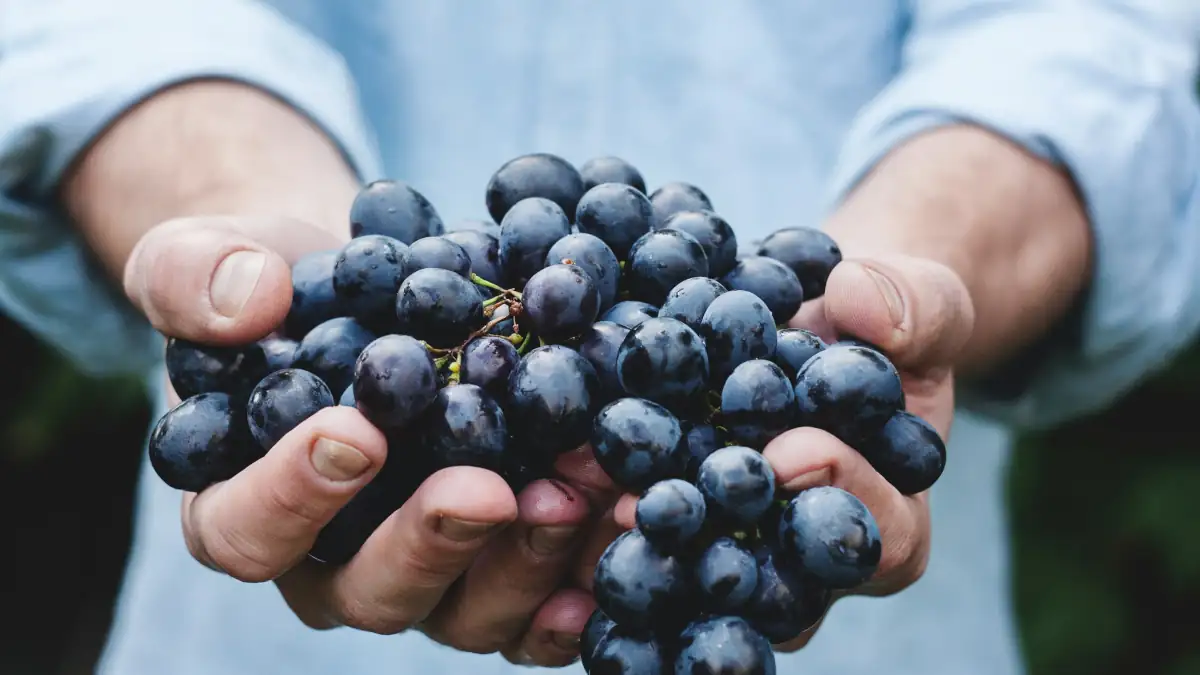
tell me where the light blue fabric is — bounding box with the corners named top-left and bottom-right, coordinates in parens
top-left (1, 1), bottom-right (1199, 673)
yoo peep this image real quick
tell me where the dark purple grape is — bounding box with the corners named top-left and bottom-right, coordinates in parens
top-left (744, 545), bottom-right (831, 644)
top-left (259, 337), bottom-right (299, 372)
top-left (683, 423), bottom-right (725, 482)
top-left (442, 230), bottom-right (502, 285)
top-left (352, 334), bottom-right (438, 430)
top-left (779, 487), bottom-right (881, 589)
top-left (521, 263), bottom-right (600, 343)
top-left (459, 336), bottom-right (519, 400)
top-left (696, 446), bottom-right (775, 526)
top-left (485, 153), bottom-right (584, 224)
top-left (590, 631), bottom-right (667, 674)
top-left (699, 290), bottom-right (778, 385)
top-left (576, 321), bottom-right (630, 403)
top-left (574, 182), bottom-right (654, 259)
top-left (499, 455), bottom-right (541, 495)
top-left (658, 277), bottom-right (726, 330)
top-left (773, 328), bottom-right (827, 381)
top-left (591, 398), bottom-right (688, 492)
top-left (284, 249), bottom-right (342, 338)
top-left (506, 345), bottom-right (600, 461)
top-left (350, 179), bottom-right (444, 243)
top-left (859, 410), bottom-right (947, 495)
top-left (696, 537), bottom-right (759, 613)
top-left (406, 236), bottom-right (471, 277)
top-left (165, 338), bottom-right (269, 400)
top-left (498, 197), bottom-right (572, 287)
top-left (485, 303), bottom-right (517, 338)
top-left (636, 478), bottom-right (706, 549)
top-left (675, 615), bottom-right (776, 675)
top-left (395, 268), bottom-right (485, 348)
top-left (593, 529), bottom-right (693, 632)
top-left (721, 360), bottom-right (796, 450)
top-left (148, 392), bottom-right (261, 492)
top-left (580, 608), bottom-right (617, 672)
top-left (757, 227), bottom-right (842, 300)
top-left (793, 344), bottom-right (904, 444)
top-left (648, 181), bottom-right (713, 229)
top-left (246, 369), bottom-right (335, 450)
top-left (616, 317), bottom-right (710, 416)
top-left (419, 384), bottom-right (507, 471)
top-left (722, 257), bottom-right (805, 325)
top-left (545, 232), bottom-right (621, 311)
top-left (579, 156), bottom-right (646, 194)
top-left (291, 317), bottom-right (377, 395)
top-left (332, 235), bottom-right (411, 327)
top-left (662, 210), bottom-right (738, 278)
top-left (445, 218), bottom-right (500, 238)
top-left (625, 229), bottom-right (709, 305)
top-left (600, 300), bottom-right (658, 329)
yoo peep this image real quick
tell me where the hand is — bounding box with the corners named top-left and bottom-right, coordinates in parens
top-left (125, 215), bottom-right (619, 667)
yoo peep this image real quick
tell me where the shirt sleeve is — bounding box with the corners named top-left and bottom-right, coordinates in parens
top-left (825, 1), bottom-right (1200, 430)
top-left (0, 0), bottom-right (384, 377)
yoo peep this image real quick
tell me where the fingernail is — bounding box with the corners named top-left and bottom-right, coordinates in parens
top-left (552, 631), bottom-right (582, 652)
top-left (210, 250), bottom-right (266, 318)
top-left (861, 265), bottom-right (905, 327)
top-left (782, 466), bottom-right (833, 493)
top-left (439, 517), bottom-right (500, 542)
top-left (312, 437), bottom-right (371, 482)
top-left (527, 525), bottom-right (579, 556)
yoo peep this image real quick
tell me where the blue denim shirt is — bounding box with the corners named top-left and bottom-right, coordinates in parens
top-left (2, 2), bottom-right (1199, 673)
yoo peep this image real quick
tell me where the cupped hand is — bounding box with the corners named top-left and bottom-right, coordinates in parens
top-left (124, 215), bottom-right (619, 667)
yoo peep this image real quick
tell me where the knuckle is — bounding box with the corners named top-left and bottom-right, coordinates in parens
top-left (206, 526), bottom-right (281, 583)
top-left (336, 597), bottom-right (414, 636)
top-left (262, 480), bottom-right (328, 529)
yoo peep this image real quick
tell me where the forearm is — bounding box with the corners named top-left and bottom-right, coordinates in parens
top-left (62, 80), bottom-right (361, 281)
top-left (824, 124), bottom-right (1093, 375)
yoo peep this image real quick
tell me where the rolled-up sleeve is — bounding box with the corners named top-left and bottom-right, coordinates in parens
top-left (826, 1), bottom-right (1200, 430)
top-left (0, 0), bottom-right (383, 376)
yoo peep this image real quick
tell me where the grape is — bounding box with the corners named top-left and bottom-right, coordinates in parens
top-left (485, 152), bottom-right (584, 224)
top-left (699, 290), bottom-right (778, 384)
top-left (648, 181), bottom-right (713, 229)
top-left (148, 393), bottom-right (261, 492)
top-left (395, 268), bottom-right (485, 347)
top-left (576, 321), bottom-right (631, 403)
top-left (498, 197), bottom-right (572, 286)
top-left (406, 236), bottom-right (471, 277)
top-left (675, 616), bottom-right (776, 675)
top-left (696, 446), bottom-right (776, 526)
top-left (350, 179), bottom-right (444, 243)
top-left (246, 369), bottom-right (335, 450)
top-left (506, 345), bottom-right (600, 461)
top-left (757, 227), bottom-right (842, 299)
top-left (590, 631), bottom-right (667, 674)
top-left (658, 277), bottom-right (726, 331)
top-left (744, 545), bottom-right (831, 643)
top-left (574, 182), bottom-right (654, 259)
top-left (579, 156), bottom-right (646, 194)
top-left (600, 300), bottom-right (658, 329)
top-left (419, 384), bottom-right (508, 471)
top-left (593, 529), bottom-right (693, 632)
top-left (292, 317), bottom-right (377, 395)
top-left (773, 328), bottom-right (827, 380)
top-left (778, 486), bottom-right (882, 589)
top-left (592, 398), bottom-right (688, 491)
top-left (793, 344), bottom-right (904, 444)
top-left (352, 334), bottom-right (438, 430)
top-left (662, 210), bottom-right (738, 278)
top-left (165, 338), bottom-right (269, 400)
top-left (580, 609), bottom-right (617, 672)
top-left (720, 360), bottom-right (796, 449)
top-left (445, 218), bottom-right (500, 238)
top-left (285, 250), bottom-right (343, 339)
top-left (459, 336), bottom-right (519, 401)
top-left (696, 537), bottom-right (759, 613)
top-left (625, 229), bottom-right (710, 305)
top-left (332, 235), bottom-right (411, 327)
top-left (484, 302), bottom-right (517, 337)
top-left (259, 337), bottom-right (299, 372)
top-left (521, 263), bottom-right (600, 343)
top-left (616, 317), bottom-right (710, 416)
top-left (545, 232), bottom-right (621, 311)
top-left (859, 410), bottom-right (947, 495)
top-left (443, 230), bottom-right (502, 285)
top-left (683, 423), bottom-right (725, 482)
top-left (635, 478), bottom-right (706, 549)
top-left (721, 257), bottom-right (805, 325)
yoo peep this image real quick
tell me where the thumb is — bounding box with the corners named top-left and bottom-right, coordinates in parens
top-left (822, 255), bottom-right (975, 373)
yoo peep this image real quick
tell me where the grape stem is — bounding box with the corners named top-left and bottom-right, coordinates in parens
top-left (517, 332), bottom-right (536, 355)
top-left (471, 273), bottom-right (522, 299)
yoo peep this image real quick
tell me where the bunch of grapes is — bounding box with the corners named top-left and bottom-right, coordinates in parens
top-left (147, 153), bottom-right (948, 674)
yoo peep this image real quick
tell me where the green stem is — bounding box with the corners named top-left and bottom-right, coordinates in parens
top-left (482, 295), bottom-right (507, 308)
top-left (470, 273), bottom-right (508, 294)
top-left (518, 332), bottom-right (536, 355)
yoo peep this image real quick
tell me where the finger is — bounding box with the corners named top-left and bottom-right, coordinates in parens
top-left (554, 444), bottom-right (619, 507)
top-left (502, 589), bottom-right (596, 668)
top-left (572, 509), bottom-right (630, 592)
top-left (309, 466), bottom-right (518, 635)
top-left (763, 427), bottom-right (930, 596)
top-left (182, 406), bottom-right (387, 582)
top-left (613, 493), bottom-right (637, 529)
top-left (420, 479), bottom-right (591, 653)
top-left (124, 216), bottom-right (342, 344)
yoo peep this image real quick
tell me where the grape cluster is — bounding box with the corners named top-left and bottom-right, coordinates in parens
top-left (146, 153), bottom-right (949, 673)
